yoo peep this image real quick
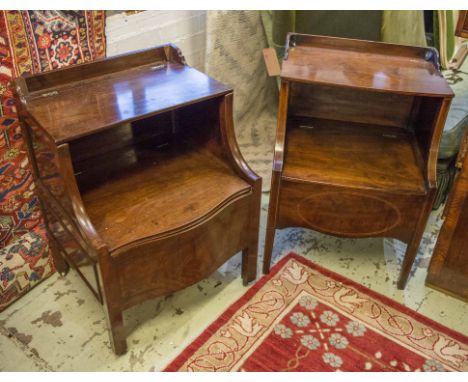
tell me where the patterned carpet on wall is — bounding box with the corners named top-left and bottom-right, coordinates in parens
top-left (0, 11), bottom-right (106, 311)
top-left (0, 118), bottom-right (42, 246)
top-left (165, 253), bottom-right (468, 372)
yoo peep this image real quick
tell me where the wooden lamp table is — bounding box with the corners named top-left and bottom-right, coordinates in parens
top-left (13, 45), bottom-right (261, 354)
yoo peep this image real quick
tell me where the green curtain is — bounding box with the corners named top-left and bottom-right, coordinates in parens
top-left (433, 10), bottom-right (457, 69)
top-left (261, 10), bottom-right (427, 60)
top-left (381, 11), bottom-right (427, 47)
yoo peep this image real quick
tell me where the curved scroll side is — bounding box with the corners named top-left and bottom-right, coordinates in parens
top-left (56, 144), bottom-right (108, 254)
top-left (270, 80), bottom-right (289, 173)
top-left (427, 98), bottom-right (452, 189)
top-left (218, 93), bottom-right (261, 186)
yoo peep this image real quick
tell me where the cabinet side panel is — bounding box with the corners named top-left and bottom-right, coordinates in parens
top-left (42, 201), bottom-right (102, 300)
top-left (26, 121), bottom-right (74, 216)
top-left (26, 120), bottom-right (101, 298)
top-left (455, 10), bottom-right (468, 38)
top-left (412, 97), bottom-right (443, 171)
top-left (176, 97), bottom-right (224, 157)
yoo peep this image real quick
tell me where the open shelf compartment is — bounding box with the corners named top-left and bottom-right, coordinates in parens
top-left (77, 143), bottom-right (250, 251)
top-left (69, 100), bottom-right (251, 251)
top-left (282, 117), bottom-right (426, 194)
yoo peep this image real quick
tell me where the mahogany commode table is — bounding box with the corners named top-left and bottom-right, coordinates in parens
top-left (263, 33), bottom-right (453, 289)
top-left (13, 45), bottom-right (261, 354)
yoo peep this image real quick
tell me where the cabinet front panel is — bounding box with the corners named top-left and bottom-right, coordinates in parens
top-left (115, 196), bottom-right (250, 309)
top-left (277, 180), bottom-right (424, 241)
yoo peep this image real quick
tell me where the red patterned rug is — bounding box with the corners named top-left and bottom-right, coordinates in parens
top-left (0, 117), bottom-right (42, 246)
top-left (0, 11), bottom-right (106, 311)
top-left (165, 253), bottom-right (468, 372)
top-left (0, 11), bottom-right (106, 246)
top-left (0, 11), bottom-right (106, 118)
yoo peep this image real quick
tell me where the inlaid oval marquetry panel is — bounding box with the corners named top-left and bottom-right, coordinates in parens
top-left (297, 191), bottom-right (401, 237)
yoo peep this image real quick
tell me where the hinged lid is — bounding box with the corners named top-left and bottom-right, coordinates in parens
top-left (13, 44), bottom-right (231, 144)
top-left (281, 33), bottom-right (454, 98)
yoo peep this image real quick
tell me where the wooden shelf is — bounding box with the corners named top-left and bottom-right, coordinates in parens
top-left (25, 62), bottom-right (230, 144)
top-left (77, 144), bottom-right (251, 250)
top-left (282, 118), bottom-right (426, 194)
top-left (281, 34), bottom-right (454, 97)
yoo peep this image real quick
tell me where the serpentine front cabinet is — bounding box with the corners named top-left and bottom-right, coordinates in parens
top-left (13, 45), bottom-right (261, 355)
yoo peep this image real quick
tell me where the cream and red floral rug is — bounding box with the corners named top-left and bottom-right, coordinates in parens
top-left (165, 253), bottom-right (468, 372)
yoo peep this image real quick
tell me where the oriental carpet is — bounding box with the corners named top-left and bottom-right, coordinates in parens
top-left (0, 11), bottom-right (106, 311)
top-left (165, 253), bottom-right (468, 372)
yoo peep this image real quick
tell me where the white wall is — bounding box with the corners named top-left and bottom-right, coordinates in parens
top-left (105, 10), bottom-right (206, 70)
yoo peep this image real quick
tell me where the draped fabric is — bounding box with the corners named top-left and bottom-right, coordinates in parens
top-left (381, 10), bottom-right (427, 47)
top-left (204, 10), bottom-right (277, 190)
top-left (263, 11), bottom-right (383, 59)
top-left (433, 10), bottom-right (465, 69)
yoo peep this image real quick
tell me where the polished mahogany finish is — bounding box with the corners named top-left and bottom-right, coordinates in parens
top-left (281, 34), bottom-right (452, 97)
top-left (24, 62), bottom-right (230, 144)
top-left (426, 127), bottom-right (468, 301)
top-left (263, 34), bottom-right (453, 289)
top-left (455, 11), bottom-right (468, 39)
top-left (282, 118), bottom-right (426, 194)
top-left (13, 45), bottom-right (261, 355)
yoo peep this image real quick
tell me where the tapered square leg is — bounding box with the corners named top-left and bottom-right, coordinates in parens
top-left (242, 247), bottom-right (257, 286)
top-left (263, 172), bottom-right (281, 274)
top-left (397, 234), bottom-right (424, 290)
top-left (47, 234), bottom-right (70, 276)
top-left (263, 228), bottom-right (276, 274)
top-left (105, 304), bottom-right (127, 355)
top-left (242, 180), bottom-right (261, 286)
top-left (397, 199), bottom-right (434, 289)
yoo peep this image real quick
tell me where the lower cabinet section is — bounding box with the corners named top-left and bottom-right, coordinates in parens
top-left (277, 180), bottom-right (425, 242)
top-left (114, 196), bottom-right (250, 309)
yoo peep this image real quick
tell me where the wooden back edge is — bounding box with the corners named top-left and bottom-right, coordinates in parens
top-left (12, 44), bottom-right (186, 96)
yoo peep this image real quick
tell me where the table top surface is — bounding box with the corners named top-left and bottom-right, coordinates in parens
top-left (22, 61), bottom-right (231, 144)
top-left (281, 33), bottom-right (454, 97)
